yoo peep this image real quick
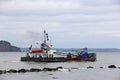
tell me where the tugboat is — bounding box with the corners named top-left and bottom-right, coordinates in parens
top-left (21, 30), bottom-right (96, 62)
top-left (21, 30), bottom-right (67, 62)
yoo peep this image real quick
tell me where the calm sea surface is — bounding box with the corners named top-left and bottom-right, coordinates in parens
top-left (0, 52), bottom-right (120, 80)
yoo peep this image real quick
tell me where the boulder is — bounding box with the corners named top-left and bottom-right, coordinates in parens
top-left (30, 68), bottom-right (41, 72)
top-left (99, 67), bottom-right (103, 68)
top-left (7, 69), bottom-right (18, 73)
top-left (87, 66), bottom-right (94, 69)
top-left (0, 70), bottom-right (3, 74)
top-left (108, 65), bottom-right (116, 68)
top-left (43, 68), bottom-right (58, 71)
top-left (56, 66), bottom-right (63, 69)
top-left (18, 69), bottom-right (28, 73)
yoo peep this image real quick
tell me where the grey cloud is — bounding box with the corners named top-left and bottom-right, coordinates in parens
top-left (0, 0), bottom-right (120, 48)
top-left (0, 0), bottom-right (13, 2)
top-left (0, 0), bottom-right (119, 18)
top-left (0, 6), bottom-right (119, 16)
top-left (80, 0), bottom-right (120, 6)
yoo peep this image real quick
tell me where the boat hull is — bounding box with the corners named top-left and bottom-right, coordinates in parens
top-left (66, 57), bottom-right (96, 61)
top-left (21, 57), bottom-right (67, 62)
top-left (21, 57), bottom-right (96, 62)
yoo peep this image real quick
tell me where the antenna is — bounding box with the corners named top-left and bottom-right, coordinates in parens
top-left (44, 30), bottom-right (46, 43)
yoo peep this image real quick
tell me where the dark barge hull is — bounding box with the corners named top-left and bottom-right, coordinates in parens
top-left (66, 57), bottom-right (96, 62)
top-left (21, 57), bottom-right (67, 62)
top-left (21, 57), bottom-right (96, 62)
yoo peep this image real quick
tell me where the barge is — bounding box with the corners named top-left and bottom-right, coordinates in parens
top-left (21, 30), bottom-right (96, 62)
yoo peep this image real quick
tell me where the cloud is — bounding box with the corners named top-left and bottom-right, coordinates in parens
top-left (0, 0), bottom-right (120, 48)
top-left (0, 0), bottom-right (81, 11)
top-left (95, 30), bottom-right (120, 37)
top-left (0, 0), bottom-right (119, 16)
top-left (81, 0), bottom-right (119, 6)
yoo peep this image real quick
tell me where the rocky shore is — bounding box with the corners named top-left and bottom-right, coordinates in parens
top-left (0, 65), bottom-right (119, 75)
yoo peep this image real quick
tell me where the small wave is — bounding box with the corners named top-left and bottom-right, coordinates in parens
top-left (2, 60), bottom-right (20, 63)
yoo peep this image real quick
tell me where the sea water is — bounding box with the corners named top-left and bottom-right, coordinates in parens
top-left (0, 52), bottom-right (120, 80)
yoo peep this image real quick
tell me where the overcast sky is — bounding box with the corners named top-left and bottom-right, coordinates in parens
top-left (0, 0), bottom-right (120, 48)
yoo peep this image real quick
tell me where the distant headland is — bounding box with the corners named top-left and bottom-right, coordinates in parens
top-left (0, 40), bottom-right (119, 52)
top-left (0, 40), bottom-right (21, 52)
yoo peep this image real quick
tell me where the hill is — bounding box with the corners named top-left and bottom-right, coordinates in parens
top-left (0, 40), bottom-right (21, 52)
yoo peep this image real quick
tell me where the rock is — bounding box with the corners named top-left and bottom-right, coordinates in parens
top-left (99, 67), bottom-right (103, 68)
top-left (108, 65), bottom-right (116, 68)
top-left (2, 70), bottom-right (7, 74)
top-left (7, 69), bottom-right (18, 73)
top-left (43, 68), bottom-right (58, 71)
top-left (18, 69), bottom-right (28, 73)
top-left (118, 67), bottom-right (120, 69)
top-left (87, 66), bottom-right (94, 69)
top-left (30, 68), bottom-right (41, 72)
top-left (56, 66), bottom-right (63, 69)
top-left (68, 69), bottom-right (71, 72)
top-left (0, 70), bottom-right (3, 74)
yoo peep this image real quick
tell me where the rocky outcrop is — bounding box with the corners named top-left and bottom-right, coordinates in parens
top-left (1, 65), bottom-right (120, 75)
top-left (108, 65), bottom-right (117, 68)
top-left (0, 40), bottom-right (21, 52)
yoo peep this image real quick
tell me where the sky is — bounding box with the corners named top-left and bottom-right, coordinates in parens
top-left (0, 0), bottom-right (120, 48)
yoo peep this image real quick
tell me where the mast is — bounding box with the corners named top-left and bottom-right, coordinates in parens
top-left (44, 30), bottom-right (46, 44)
top-left (42, 30), bottom-right (51, 53)
top-left (43, 30), bottom-right (49, 44)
